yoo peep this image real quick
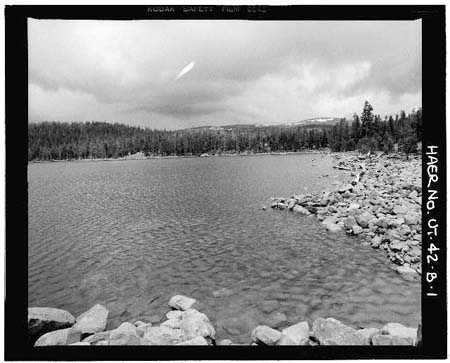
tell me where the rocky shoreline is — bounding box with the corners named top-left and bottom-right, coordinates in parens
top-left (28, 295), bottom-right (421, 346)
top-left (269, 152), bottom-right (421, 280)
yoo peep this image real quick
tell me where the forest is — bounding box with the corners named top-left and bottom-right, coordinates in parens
top-left (28, 101), bottom-right (422, 161)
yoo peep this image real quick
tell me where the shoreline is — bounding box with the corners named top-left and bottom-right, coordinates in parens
top-left (28, 149), bottom-right (330, 164)
top-left (28, 295), bottom-right (421, 346)
top-left (270, 151), bottom-right (422, 279)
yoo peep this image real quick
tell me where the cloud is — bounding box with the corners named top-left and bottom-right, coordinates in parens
top-left (28, 19), bottom-right (421, 128)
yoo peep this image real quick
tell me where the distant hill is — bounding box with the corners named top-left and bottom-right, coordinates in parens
top-left (187, 117), bottom-right (342, 131)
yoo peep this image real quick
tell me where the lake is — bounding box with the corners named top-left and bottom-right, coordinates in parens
top-left (28, 154), bottom-right (421, 343)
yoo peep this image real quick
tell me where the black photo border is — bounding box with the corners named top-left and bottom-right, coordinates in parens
top-left (5, 4), bottom-right (447, 360)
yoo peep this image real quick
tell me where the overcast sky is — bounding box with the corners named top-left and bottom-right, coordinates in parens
top-left (29, 19), bottom-right (421, 129)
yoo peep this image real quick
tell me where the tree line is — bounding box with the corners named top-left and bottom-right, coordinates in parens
top-left (28, 101), bottom-right (422, 161)
top-left (328, 101), bottom-right (422, 157)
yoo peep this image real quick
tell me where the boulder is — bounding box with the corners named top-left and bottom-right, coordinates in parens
top-left (134, 320), bottom-right (147, 327)
top-left (404, 213), bottom-right (420, 226)
top-left (218, 339), bottom-right (233, 345)
top-left (371, 236), bottom-right (382, 248)
top-left (83, 330), bottom-right (112, 344)
top-left (94, 340), bottom-right (109, 345)
top-left (176, 336), bottom-right (209, 345)
top-left (166, 312), bottom-right (182, 322)
top-left (312, 318), bottom-right (368, 345)
top-left (251, 325), bottom-right (282, 345)
top-left (277, 334), bottom-right (302, 345)
top-left (136, 323), bottom-right (154, 337)
top-left (352, 225), bottom-right (363, 235)
top-left (70, 341), bottom-right (90, 345)
top-left (354, 328), bottom-right (379, 344)
top-left (390, 240), bottom-right (407, 252)
top-left (109, 322), bottom-right (141, 345)
top-left (281, 321), bottom-right (309, 345)
top-left (381, 323), bottom-right (417, 345)
top-left (141, 326), bottom-right (183, 345)
top-left (355, 212), bottom-right (372, 228)
top-left (169, 295), bottom-right (196, 311)
top-left (74, 304), bottom-right (109, 335)
top-left (180, 308), bottom-right (215, 341)
top-left (372, 334), bottom-right (414, 345)
top-left (344, 216), bottom-right (357, 230)
top-left (396, 265), bottom-right (418, 280)
top-left (338, 184), bottom-right (353, 193)
top-left (28, 307), bottom-right (75, 337)
top-left (393, 205), bottom-right (408, 215)
top-left (161, 318), bottom-right (182, 329)
top-left (34, 327), bottom-right (82, 346)
top-left (292, 205), bottom-right (310, 215)
top-left (408, 190), bottom-right (418, 199)
top-left (325, 223), bottom-right (342, 233)
top-left (398, 224), bottom-right (412, 236)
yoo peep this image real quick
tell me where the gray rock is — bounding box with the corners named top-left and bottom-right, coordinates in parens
top-left (355, 328), bottom-right (379, 344)
top-left (166, 310), bottom-right (183, 320)
top-left (281, 321), bottom-right (309, 344)
top-left (34, 327), bottom-right (82, 346)
top-left (218, 339), bottom-right (233, 345)
top-left (94, 340), bottom-right (109, 345)
top-left (28, 307), bottom-right (75, 337)
top-left (371, 236), bottom-right (382, 248)
top-left (180, 308), bottom-right (215, 341)
top-left (396, 265), bottom-right (418, 280)
top-left (344, 216), bottom-right (357, 230)
top-left (161, 318), bottom-right (182, 329)
top-left (277, 334), bottom-right (300, 345)
top-left (134, 320), bottom-right (147, 327)
top-left (352, 225), bottom-right (363, 235)
top-left (74, 304), bottom-right (109, 335)
top-left (398, 224), bottom-right (412, 236)
top-left (372, 334), bottom-right (414, 345)
top-left (176, 336), bottom-right (209, 345)
top-left (141, 326), bottom-right (183, 345)
top-left (404, 213), bottom-right (420, 226)
top-left (82, 330), bottom-right (112, 344)
top-left (408, 190), bottom-right (418, 199)
top-left (355, 212), bottom-right (372, 228)
top-left (136, 323), bottom-right (156, 338)
top-left (292, 205), bottom-right (310, 214)
top-left (390, 240), bottom-right (407, 252)
top-left (251, 325), bottom-right (282, 345)
top-left (109, 322), bottom-right (141, 345)
top-left (325, 223), bottom-right (342, 233)
top-left (70, 341), bottom-right (90, 345)
top-left (393, 205), bottom-right (408, 215)
top-left (312, 318), bottom-right (368, 345)
top-left (169, 295), bottom-right (197, 311)
top-left (338, 184), bottom-right (353, 193)
top-left (381, 323), bottom-right (417, 345)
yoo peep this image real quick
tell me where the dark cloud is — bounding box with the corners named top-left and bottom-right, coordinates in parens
top-left (28, 19), bottom-right (421, 128)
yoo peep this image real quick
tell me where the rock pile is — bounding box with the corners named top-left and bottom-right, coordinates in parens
top-left (29, 295), bottom-right (216, 346)
top-left (270, 152), bottom-right (421, 279)
top-left (29, 295), bottom-right (420, 346)
top-left (250, 318), bottom-right (420, 346)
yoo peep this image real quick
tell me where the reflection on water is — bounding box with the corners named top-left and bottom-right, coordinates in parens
top-left (28, 155), bottom-right (420, 343)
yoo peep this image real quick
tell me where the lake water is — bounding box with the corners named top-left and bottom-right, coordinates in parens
top-left (28, 154), bottom-right (421, 343)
